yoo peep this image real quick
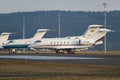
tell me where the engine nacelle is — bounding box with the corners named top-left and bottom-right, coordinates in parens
top-left (80, 39), bottom-right (94, 45)
top-left (95, 41), bottom-right (103, 45)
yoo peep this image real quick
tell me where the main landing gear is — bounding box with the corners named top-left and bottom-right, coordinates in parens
top-left (56, 49), bottom-right (75, 54)
top-left (8, 49), bottom-right (16, 54)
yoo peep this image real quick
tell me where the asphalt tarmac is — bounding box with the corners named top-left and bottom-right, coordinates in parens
top-left (0, 53), bottom-right (120, 66)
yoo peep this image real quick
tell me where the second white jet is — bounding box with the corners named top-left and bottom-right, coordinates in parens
top-left (29, 25), bottom-right (111, 54)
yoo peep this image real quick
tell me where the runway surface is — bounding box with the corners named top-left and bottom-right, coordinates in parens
top-left (0, 53), bottom-right (120, 66)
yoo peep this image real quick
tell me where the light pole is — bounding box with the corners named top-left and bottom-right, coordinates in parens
top-left (23, 16), bottom-right (25, 40)
top-left (23, 16), bottom-right (25, 53)
top-left (103, 3), bottom-right (107, 54)
top-left (58, 12), bottom-right (61, 38)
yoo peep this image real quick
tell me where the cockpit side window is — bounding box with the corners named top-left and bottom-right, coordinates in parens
top-left (34, 40), bottom-right (41, 43)
top-left (8, 40), bottom-right (14, 43)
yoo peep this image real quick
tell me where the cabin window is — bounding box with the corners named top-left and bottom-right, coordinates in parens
top-left (67, 41), bottom-right (69, 44)
top-left (60, 42), bottom-right (62, 44)
top-left (79, 40), bottom-right (81, 43)
top-left (68, 37), bottom-right (70, 39)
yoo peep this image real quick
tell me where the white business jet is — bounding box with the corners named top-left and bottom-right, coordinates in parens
top-left (29, 25), bottom-right (111, 54)
top-left (0, 32), bottom-right (12, 48)
top-left (3, 29), bottom-right (50, 53)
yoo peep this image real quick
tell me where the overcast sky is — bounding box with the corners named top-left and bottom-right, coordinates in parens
top-left (0, 0), bottom-right (119, 13)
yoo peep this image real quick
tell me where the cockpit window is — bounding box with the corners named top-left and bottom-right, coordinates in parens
top-left (8, 40), bottom-right (14, 43)
top-left (34, 40), bottom-right (41, 43)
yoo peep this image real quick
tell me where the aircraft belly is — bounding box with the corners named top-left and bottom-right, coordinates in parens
top-left (35, 45), bottom-right (75, 49)
top-left (33, 44), bottom-right (93, 50)
top-left (55, 46), bottom-right (75, 49)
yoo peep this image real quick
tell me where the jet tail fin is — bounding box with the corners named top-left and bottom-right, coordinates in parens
top-left (81, 25), bottom-right (111, 46)
top-left (0, 32), bottom-right (12, 41)
top-left (83, 25), bottom-right (104, 38)
top-left (32, 29), bottom-right (50, 40)
top-left (88, 28), bottom-right (111, 46)
top-left (91, 28), bottom-right (111, 42)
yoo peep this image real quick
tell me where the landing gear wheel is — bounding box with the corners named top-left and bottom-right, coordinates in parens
top-left (67, 49), bottom-right (75, 54)
top-left (56, 50), bottom-right (64, 54)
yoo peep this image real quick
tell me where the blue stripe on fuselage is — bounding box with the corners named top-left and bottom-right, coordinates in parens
top-left (3, 44), bottom-right (29, 48)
